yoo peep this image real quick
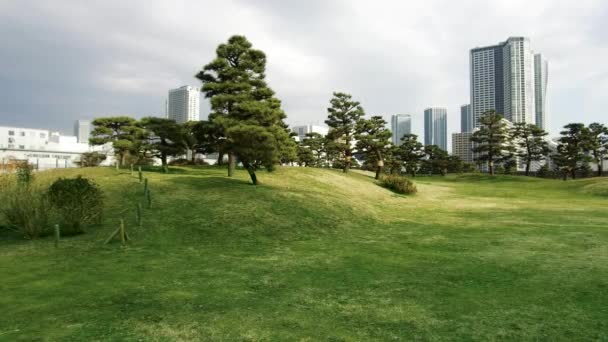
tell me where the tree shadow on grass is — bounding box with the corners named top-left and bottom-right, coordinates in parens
top-left (165, 176), bottom-right (253, 191)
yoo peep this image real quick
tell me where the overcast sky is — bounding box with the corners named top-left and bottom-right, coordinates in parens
top-left (1, 0), bottom-right (607, 141)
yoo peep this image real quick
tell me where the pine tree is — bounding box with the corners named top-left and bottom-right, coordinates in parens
top-left (471, 110), bottom-right (510, 175)
top-left (585, 123), bottom-right (608, 177)
top-left (355, 116), bottom-right (392, 179)
top-left (554, 123), bottom-right (592, 180)
top-left (197, 35), bottom-right (291, 185)
top-left (90, 116), bottom-right (142, 167)
top-left (140, 117), bottom-right (184, 172)
top-left (397, 134), bottom-right (425, 177)
top-left (325, 92), bottom-right (365, 173)
top-left (510, 123), bottom-right (549, 176)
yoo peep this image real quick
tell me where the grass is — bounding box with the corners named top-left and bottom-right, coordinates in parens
top-left (1, 166), bottom-right (607, 341)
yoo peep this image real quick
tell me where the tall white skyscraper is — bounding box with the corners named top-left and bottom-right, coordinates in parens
top-left (424, 107), bottom-right (447, 150)
top-left (74, 120), bottom-right (91, 144)
top-left (534, 53), bottom-right (548, 130)
top-left (460, 104), bottom-right (473, 133)
top-left (391, 114), bottom-right (412, 145)
top-left (167, 85), bottom-right (200, 124)
top-left (470, 37), bottom-right (547, 128)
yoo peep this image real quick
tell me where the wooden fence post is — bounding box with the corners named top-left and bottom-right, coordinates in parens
top-left (54, 224), bottom-right (60, 248)
top-left (138, 166), bottom-right (143, 183)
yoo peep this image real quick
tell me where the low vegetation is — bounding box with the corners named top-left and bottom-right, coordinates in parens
top-left (1, 166), bottom-right (607, 340)
top-left (379, 173), bottom-right (417, 194)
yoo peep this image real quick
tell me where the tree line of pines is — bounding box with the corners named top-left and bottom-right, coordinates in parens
top-left (87, 35), bottom-right (608, 184)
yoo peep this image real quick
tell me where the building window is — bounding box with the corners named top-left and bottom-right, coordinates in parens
top-left (20, 132), bottom-right (25, 137)
top-left (40, 133), bottom-right (46, 138)
top-left (8, 137), bottom-right (15, 143)
top-left (19, 145), bottom-right (25, 149)
top-left (8, 144), bottom-right (14, 149)
top-left (8, 130), bottom-right (14, 136)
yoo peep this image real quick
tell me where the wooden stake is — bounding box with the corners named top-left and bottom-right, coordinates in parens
top-left (130, 163), bottom-right (134, 176)
top-left (136, 203), bottom-right (142, 227)
top-left (120, 219), bottom-right (125, 244)
top-left (146, 189), bottom-right (152, 209)
top-left (54, 224), bottom-right (60, 248)
top-left (138, 166), bottom-right (143, 183)
top-left (143, 178), bottom-right (148, 196)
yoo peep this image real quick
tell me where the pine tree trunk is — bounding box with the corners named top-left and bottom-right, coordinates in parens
top-left (375, 152), bottom-right (384, 180)
top-left (161, 153), bottom-right (167, 173)
top-left (245, 164), bottom-right (257, 185)
top-left (228, 153), bottom-right (236, 177)
top-left (217, 152), bottom-right (224, 166)
top-left (343, 152), bottom-right (351, 173)
top-left (489, 160), bottom-right (494, 176)
top-left (525, 160), bottom-right (531, 176)
top-left (598, 160), bottom-right (603, 177)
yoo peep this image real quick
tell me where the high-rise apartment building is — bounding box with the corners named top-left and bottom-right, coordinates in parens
top-left (74, 120), bottom-right (91, 144)
top-left (460, 104), bottom-right (473, 133)
top-left (470, 37), bottom-right (547, 128)
top-left (452, 132), bottom-right (474, 163)
top-left (534, 54), bottom-right (548, 130)
top-left (424, 107), bottom-right (447, 150)
top-left (167, 86), bottom-right (200, 124)
top-left (391, 114), bottom-right (412, 145)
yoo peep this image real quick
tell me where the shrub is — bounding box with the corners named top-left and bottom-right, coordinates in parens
top-left (47, 176), bottom-right (103, 235)
top-left (379, 174), bottom-right (417, 194)
top-left (169, 158), bottom-right (209, 166)
top-left (16, 162), bottom-right (34, 185)
top-left (77, 152), bottom-right (107, 167)
top-left (0, 176), bottom-right (53, 239)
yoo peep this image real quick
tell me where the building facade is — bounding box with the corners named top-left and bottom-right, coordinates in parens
top-left (0, 125), bottom-right (111, 170)
top-left (167, 86), bottom-right (200, 124)
top-left (291, 124), bottom-right (329, 142)
top-left (391, 114), bottom-right (412, 145)
top-left (452, 132), bottom-right (474, 163)
top-left (74, 120), bottom-right (91, 144)
top-left (460, 104), bottom-right (473, 133)
top-left (534, 53), bottom-right (548, 130)
top-left (424, 107), bottom-right (447, 150)
top-left (470, 37), bottom-right (547, 128)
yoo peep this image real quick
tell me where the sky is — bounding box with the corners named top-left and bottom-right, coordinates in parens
top-left (1, 0), bottom-right (607, 144)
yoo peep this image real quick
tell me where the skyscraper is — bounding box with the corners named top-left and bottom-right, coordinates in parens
top-left (391, 114), bottom-right (412, 145)
top-left (534, 53), bottom-right (548, 130)
top-left (74, 120), bottom-right (91, 144)
top-left (424, 107), bottom-right (447, 150)
top-left (460, 104), bottom-right (473, 133)
top-left (470, 37), bottom-right (547, 128)
top-left (167, 85), bottom-right (200, 124)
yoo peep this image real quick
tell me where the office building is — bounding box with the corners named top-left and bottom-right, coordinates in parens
top-left (74, 120), bottom-right (91, 144)
top-left (424, 107), bottom-right (447, 150)
top-left (291, 124), bottom-right (329, 142)
top-left (534, 54), bottom-right (548, 130)
top-left (460, 104), bottom-right (473, 133)
top-left (470, 37), bottom-right (547, 128)
top-left (452, 132), bottom-right (474, 163)
top-left (167, 86), bottom-right (200, 124)
top-left (0, 125), bottom-right (111, 170)
top-left (391, 114), bottom-right (412, 145)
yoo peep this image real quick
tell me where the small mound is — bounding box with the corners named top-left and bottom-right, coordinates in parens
top-left (580, 180), bottom-right (608, 197)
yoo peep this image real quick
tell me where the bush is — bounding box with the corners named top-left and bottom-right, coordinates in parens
top-left (379, 174), bottom-right (417, 194)
top-left (77, 152), bottom-right (107, 167)
top-left (47, 176), bottom-right (103, 235)
top-left (168, 158), bottom-right (209, 166)
top-left (0, 176), bottom-right (53, 239)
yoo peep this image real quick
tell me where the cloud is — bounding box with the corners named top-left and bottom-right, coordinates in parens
top-left (0, 0), bottom-right (607, 139)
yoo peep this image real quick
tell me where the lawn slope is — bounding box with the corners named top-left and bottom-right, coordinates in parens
top-left (1, 167), bottom-right (607, 340)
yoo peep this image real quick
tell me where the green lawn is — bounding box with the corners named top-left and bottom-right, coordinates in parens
top-left (1, 167), bottom-right (607, 341)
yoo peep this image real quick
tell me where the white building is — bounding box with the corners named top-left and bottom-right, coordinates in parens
top-left (167, 85), bottom-right (200, 124)
top-left (74, 120), bottom-right (91, 144)
top-left (424, 107), bottom-right (447, 150)
top-left (391, 114), bottom-right (412, 145)
top-left (470, 37), bottom-right (547, 128)
top-left (0, 125), bottom-right (110, 170)
top-left (291, 124), bottom-right (329, 142)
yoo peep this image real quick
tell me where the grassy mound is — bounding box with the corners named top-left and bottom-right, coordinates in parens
top-left (1, 167), bottom-right (607, 340)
